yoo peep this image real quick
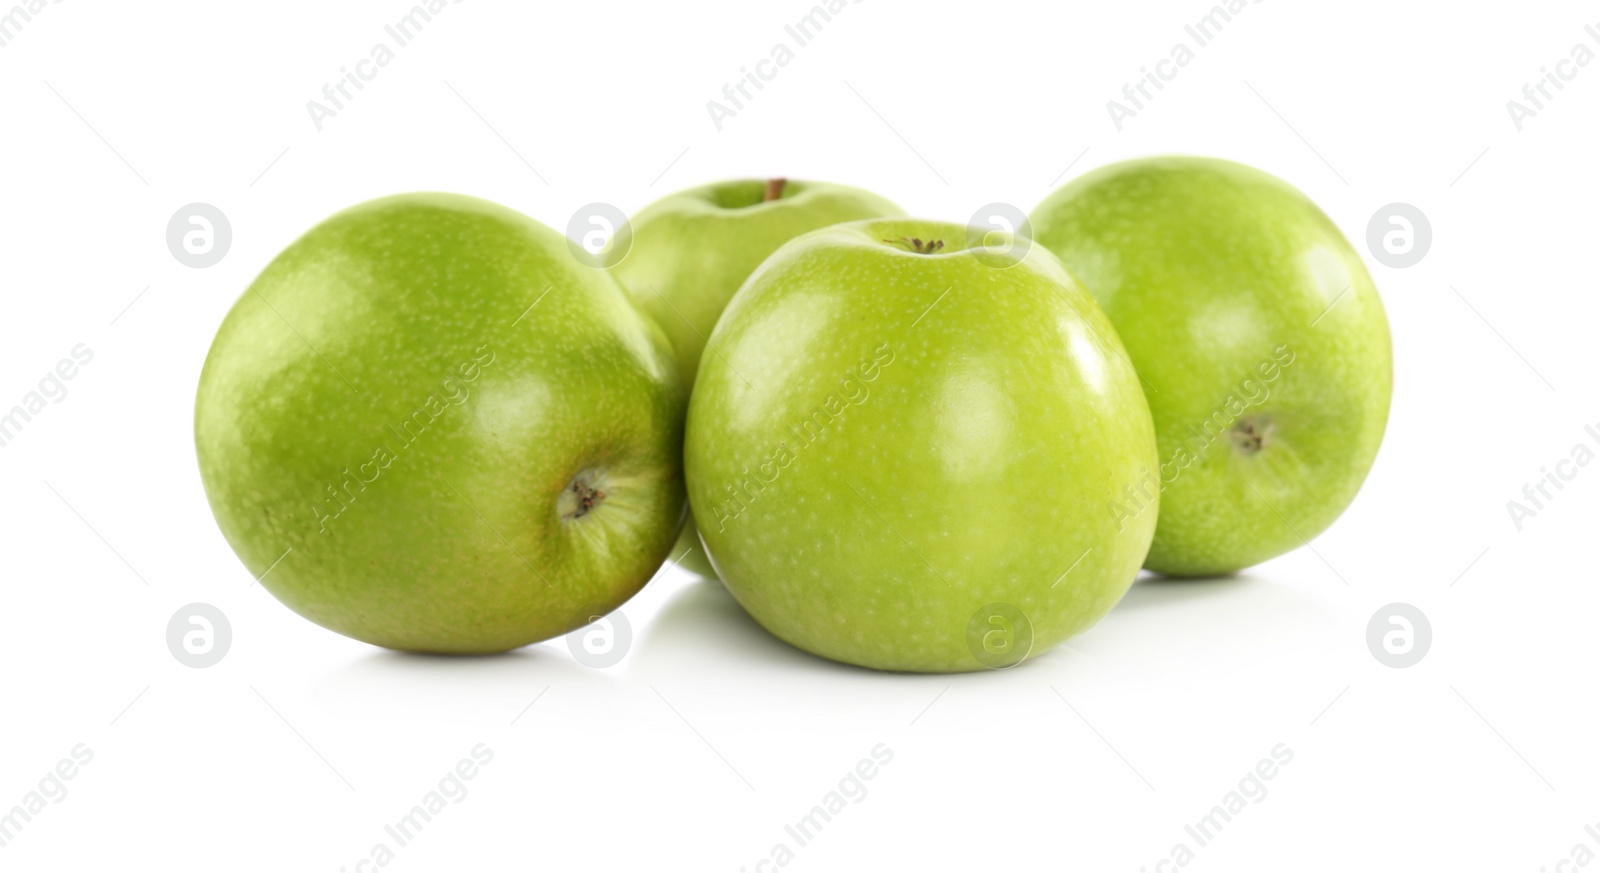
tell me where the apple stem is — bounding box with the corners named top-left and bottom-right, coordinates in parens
top-left (883, 237), bottom-right (946, 255)
top-left (764, 178), bottom-right (787, 202)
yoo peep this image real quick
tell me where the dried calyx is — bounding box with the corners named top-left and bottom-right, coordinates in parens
top-left (560, 472), bottom-right (608, 520)
top-left (1230, 416), bottom-right (1275, 454)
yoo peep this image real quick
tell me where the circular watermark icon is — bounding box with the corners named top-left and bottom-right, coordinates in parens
top-left (1366, 602), bottom-right (1432, 668)
top-left (565, 605), bottom-right (632, 668)
top-left (1365, 203), bottom-right (1431, 268)
top-left (166, 203), bottom-right (232, 268)
top-left (965, 602), bottom-right (1034, 669)
top-left (966, 202), bottom-right (1032, 269)
top-left (565, 203), bottom-right (632, 269)
top-left (166, 603), bottom-right (232, 668)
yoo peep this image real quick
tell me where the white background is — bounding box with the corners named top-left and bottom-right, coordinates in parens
top-left (2, 0), bottom-right (1596, 869)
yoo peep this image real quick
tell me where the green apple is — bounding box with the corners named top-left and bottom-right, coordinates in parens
top-left (196, 193), bottom-right (686, 653)
top-left (611, 177), bottom-right (903, 579)
top-left (613, 178), bottom-right (904, 386)
top-left (1030, 157), bottom-right (1392, 576)
top-left (684, 218), bottom-right (1158, 673)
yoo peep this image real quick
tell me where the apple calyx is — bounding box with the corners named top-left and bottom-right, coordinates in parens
top-left (884, 237), bottom-right (945, 255)
top-left (560, 471), bottom-right (609, 521)
top-left (764, 178), bottom-right (787, 202)
top-left (1229, 416), bottom-right (1275, 454)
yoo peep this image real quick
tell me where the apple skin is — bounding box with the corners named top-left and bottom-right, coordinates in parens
top-left (684, 219), bottom-right (1158, 673)
top-left (195, 193), bottom-right (687, 653)
top-left (611, 178), bottom-right (903, 579)
top-left (612, 178), bottom-right (904, 387)
top-left (1030, 157), bottom-right (1392, 576)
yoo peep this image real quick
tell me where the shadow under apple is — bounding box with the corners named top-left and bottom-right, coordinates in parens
top-left (632, 578), bottom-right (1083, 735)
top-left (1111, 571), bottom-right (1258, 613)
top-left (637, 578), bottom-right (1075, 683)
top-left (633, 579), bottom-right (871, 678)
top-left (313, 642), bottom-right (595, 723)
top-left (1062, 568), bottom-right (1346, 678)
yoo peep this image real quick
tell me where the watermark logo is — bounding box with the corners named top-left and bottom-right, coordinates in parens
top-left (565, 605), bottom-right (632, 668)
top-left (310, 346), bottom-right (495, 535)
top-left (565, 203), bottom-right (632, 269)
top-left (341, 744), bottom-right (494, 871)
top-left (1506, 422), bottom-right (1599, 531)
top-left (1107, 0), bottom-right (1266, 131)
top-left (1110, 344), bottom-right (1294, 530)
top-left (965, 603), bottom-right (1034, 669)
top-left (167, 603), bottom-right (233, 668)
top-left (1537, 821), bottom-right (1600, 872)
top-left (0, 0), bottom-right (64, 50)
top-left (167, 203), bottom-right (232, 268)
top-left (0, 344), bottom-right (94, 450)
top-left (966, 202), bottom-right (1032, 269)
top-left (706, 0), bottom-right (865, 131)
top-left (0, 744), bottom-right (94, 850)
top-left (740, 744), bottom-right (893, 871)
top-left (1366, 203), bottom-right (1431, 268)
top-left (1505, 23), bottom-right (1600, 131)
top-left (1366, 603), bottom-right (1431, 668)
top-left (709, 344), bottom-right (895, 531)
top-left (1141, 744), bottom-right (1294, 870)
top-left (306, 0), bottom-right (467, 132)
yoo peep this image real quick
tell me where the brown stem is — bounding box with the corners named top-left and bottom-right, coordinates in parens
top-left (883, 237), bottom-right (946, 254)
top-left (764, 177), bottom-right (787, 202)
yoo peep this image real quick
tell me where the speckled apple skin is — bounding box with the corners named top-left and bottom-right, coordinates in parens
top-left (1031, 157), bottom-right (1393, 576)
top-left (196, 194), bottom-right (686, 653)
top-left (684, 219), bottom-right (1158, 673)
top-left (612, 179), bottom-right (904, 388)
top-left (612, 179), bottom-right (903, 581)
